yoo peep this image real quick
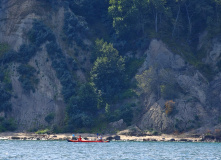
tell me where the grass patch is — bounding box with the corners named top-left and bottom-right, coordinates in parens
top-left (35, 128), bottom-right (51, 134)
top-left (0, 43), bottom-right (10, 58)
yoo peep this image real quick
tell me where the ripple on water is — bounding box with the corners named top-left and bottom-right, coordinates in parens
top-left (1, 141), bottom-right (221, 160)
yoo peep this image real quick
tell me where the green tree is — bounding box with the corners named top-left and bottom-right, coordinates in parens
top-left (109, 0), bottom-right (150, 39)
top-left (109, 0), bottom-right (171, 39)
top-left (91, 40), bottom-right (126, 102)
top-left (78, 83), bottom-right (98, 114)
top-left (135, 67), bottom-right (159, 96)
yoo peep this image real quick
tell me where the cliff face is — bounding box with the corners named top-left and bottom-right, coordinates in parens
top-left (0, 0), bottom-right (66, 130)
top-left (136, 39), bottom-right (221, 133)
top-left (0, 0), bottom-right (221, 133)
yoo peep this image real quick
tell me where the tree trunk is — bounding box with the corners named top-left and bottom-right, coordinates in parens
top-left (155, 12), bottom-right (158, 33)
top-left (185, 3), bottom-right (192, 39)
top-left (172, 5), bottom-right (180, 38)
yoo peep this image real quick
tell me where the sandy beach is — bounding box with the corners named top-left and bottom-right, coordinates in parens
top-left (0, 132), bottom-right (204, 142)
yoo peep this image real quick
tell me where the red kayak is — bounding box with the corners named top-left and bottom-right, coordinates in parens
top-left (67, 139), bottom-right (110, 143)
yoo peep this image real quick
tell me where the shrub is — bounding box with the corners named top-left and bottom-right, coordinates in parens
top-left (165, 100), bottom-right (175, 115)
top-left (107, 103), bottom-right (134, 126)
top-left (91, 41), bottom-right (126, 101)
top-left (135, 67), bottom-right (158, 96)
top-left (1, 50), bottom-right (17, 64)
top-left (0, 118), bottom-right (17, 132)
top-left (125, 58), bottom-right (145, 79)
top-left (28, 20), bottom-right (55, 46)
top-left (67, 113), bottom-right (93, 129)
top-left (0, 68), bottom-right (12, 112)
top-left (35, 128), bottom-right (51, 134)
top-left (65, 83), bottom-right (98, 129)
top-left (120, 104), bottom-right (133, 126)
top-left (46, 41), bottom-right (76, 102)
top-left (0, 43), bottom-right (9, 56)
top-left (160, 84), bottom-right (179, 100)
top-left (45, 113), bottom-right (55, 124)
top-left (0, 101), bottom-right (12, 112)
top-left (120, 89), bottom-right (136, 99)
top-left (17, 44), bottom-right (37, 63)
top-left (17, 64), bottom-right (39, 92)
top-left (63, 11), bottom-right (88, 44)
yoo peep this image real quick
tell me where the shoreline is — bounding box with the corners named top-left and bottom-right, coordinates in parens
top-left (0, 132), bottom-right (217, 142)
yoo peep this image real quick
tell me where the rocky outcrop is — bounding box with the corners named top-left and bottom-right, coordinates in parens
top-left (9, 46), bottom-right (65, 130)
top-left (137, 39), bottom-right (217, 133)
top-left (0, 0), bottom-right (38, 50)
top-left (108, 119), bottom-right (127, 132)
top-left (0, 0), bottom-right (66, 130)
top-left (1, 0), bottom-right (221, 134)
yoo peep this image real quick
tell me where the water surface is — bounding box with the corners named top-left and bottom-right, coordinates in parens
top-left (1, 140), bottom-right (221, 160)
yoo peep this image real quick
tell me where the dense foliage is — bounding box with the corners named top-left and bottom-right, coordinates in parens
top-left (0, 118), bottom-right (17, 132)
top-left (91, 39), bottom-right (126, 102)
top-left (108, 0), bottom-right (221, 44)
top-left (0, 44), bottom-right (15, 131)
top-left (0, 44), bottom-right (12, 113)
top-left (17, 64), bottom-right (39, 93)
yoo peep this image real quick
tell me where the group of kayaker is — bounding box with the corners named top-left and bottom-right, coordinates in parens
top-left (76, 135), bottom-right (102, 141)
top-left (68, 133), bottom-right (110, 142)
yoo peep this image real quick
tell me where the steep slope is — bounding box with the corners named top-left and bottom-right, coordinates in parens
top-left (136, 40), bottom-right (218, 133)
top-left (0, 0), bottom-right (67, 130)
top-left (0, 0), bottom-right (221, 135)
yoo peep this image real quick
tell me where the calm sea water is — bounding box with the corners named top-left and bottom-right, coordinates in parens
top-left (1, 140), bottom-right (221, 160)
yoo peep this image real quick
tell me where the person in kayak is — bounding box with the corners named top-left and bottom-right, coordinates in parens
top-left (98, 135), bottom-right (102, 141)
top-left (78, 135), bottom-right (82, 141)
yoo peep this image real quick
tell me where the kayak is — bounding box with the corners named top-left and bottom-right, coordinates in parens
top-left (67, 139), bottom-right (110, 143)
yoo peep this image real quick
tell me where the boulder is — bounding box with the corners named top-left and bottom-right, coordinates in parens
top-left (118, 125), bottom-right (143, 136)
top-left (106, 136), bottom-right (114, 141)
top-left (11, 136), bottom-right (20, 140)
top-left (179, 139), bottom-right (188, 142)
top-left (113, 135), bottom-right (121, 140)
top-left (168, 138), bottom-right (175, 142)
top-left (202, 135), bottom-right (215, 141)
top-left (108, 119), bottom-right (127, 133)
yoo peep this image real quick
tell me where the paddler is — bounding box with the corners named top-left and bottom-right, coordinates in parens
top-left (78, 135), bottom-right (82, 141)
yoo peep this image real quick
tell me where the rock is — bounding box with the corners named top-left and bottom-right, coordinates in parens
top-left (11, 136), bottom-right (20, 140)
top-left (137, 39), bottom-right (217, 134)
top-left (171, 55), bottom-right (186, 70)
top-left (168, 138), bottom-right (175, 142)
top-left (113, 135), bottom-right (121, 140)
top-left (202, 135), bottom-right (215, 141)
top-left (118, 125), bottom-right (143, 136)
top-left (106, 136), bottom-right (114, 141)
top-left (179, 139), bottom-right (188, 142)
top-left (108, 119), bottom-right (127, 133)
top-left (187, 140), bottom-right (193, 142)
top-left (143, 139), bottom-right (150, 141)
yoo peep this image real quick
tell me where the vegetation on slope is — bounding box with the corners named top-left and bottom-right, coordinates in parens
top-left (1, 0), bottom-right (221, 132)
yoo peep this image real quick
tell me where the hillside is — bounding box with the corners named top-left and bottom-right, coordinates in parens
top-left (0, 0), bottom-right (221, 135)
